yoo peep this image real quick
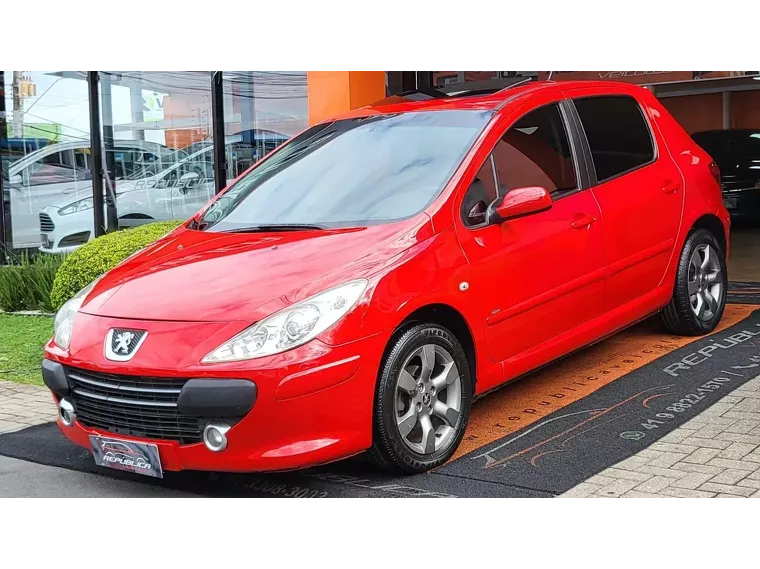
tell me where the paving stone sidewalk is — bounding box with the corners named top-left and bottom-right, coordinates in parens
top-left (0, 381), bottom-right (57, 434)
top-left (3, 376), bottom-right (760, 498)
top-left (561, 374), bottom-right (760, 498)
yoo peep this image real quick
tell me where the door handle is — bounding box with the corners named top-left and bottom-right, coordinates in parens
top-left (662, 180), bottom-right (681, 194)
top-left (571, 213), bottom-right (596, 229)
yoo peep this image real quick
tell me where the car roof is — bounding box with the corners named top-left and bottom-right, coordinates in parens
top-left (326, 80), bottom-right (650, 122)
top-left (9, 139), bottom-right (172, 175)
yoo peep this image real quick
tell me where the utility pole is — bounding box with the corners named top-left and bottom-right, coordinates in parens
top-left (129, 77), bottom-right (145, 141)
top-left (12, 71), bottom-right (24, 138)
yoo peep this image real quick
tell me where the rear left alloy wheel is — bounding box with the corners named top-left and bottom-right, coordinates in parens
top-left (662, 228), bottom-right (727, 335)
top-left (369, 323), bottom-right (472, 474)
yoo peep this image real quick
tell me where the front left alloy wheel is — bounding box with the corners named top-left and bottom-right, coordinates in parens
top-left (369, 323), bottom-right (472, 474)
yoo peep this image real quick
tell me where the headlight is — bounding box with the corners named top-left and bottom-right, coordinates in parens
top-left (202, 279), bottom-right (368, 363)
top-left (53, 279), bottom-right (99, 350)
top-left (58, 197), bottom-right (94, 216)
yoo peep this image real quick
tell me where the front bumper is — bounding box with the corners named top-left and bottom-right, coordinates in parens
top-left (39, 206), bottom-right (93, 254)
top-left (43, 313), bottom-right (388, 472)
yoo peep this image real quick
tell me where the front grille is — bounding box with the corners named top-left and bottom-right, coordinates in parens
top-left (66, 367), bottom-right (201, 444)
top-left (39, 213), bottom-right (55, 232)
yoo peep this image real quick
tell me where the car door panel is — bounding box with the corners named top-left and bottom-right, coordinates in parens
top-left (454, 96), bottom-right (605, 366)
top-left (468, 191), bottom-right (604, 362)
top-left (570, 93), bottom-right (684, 312)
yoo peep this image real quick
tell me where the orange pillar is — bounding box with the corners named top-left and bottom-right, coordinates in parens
top-left (307, 72), bottom-right (386, 125)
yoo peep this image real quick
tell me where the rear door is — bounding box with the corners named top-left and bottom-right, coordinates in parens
top-left (569, 93), bottom-right (684, 311)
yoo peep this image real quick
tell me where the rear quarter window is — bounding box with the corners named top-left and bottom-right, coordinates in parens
top-left (573, 95), bottom-right (655, 183)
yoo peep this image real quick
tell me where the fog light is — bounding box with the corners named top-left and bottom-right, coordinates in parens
top-left (203, 423), bottom-right (230, 452)
top-left (59, 398), bottom-right (76, 427)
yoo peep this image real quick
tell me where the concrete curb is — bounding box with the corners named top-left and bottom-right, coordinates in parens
top-left (0, 310), bottom-right (54, 317)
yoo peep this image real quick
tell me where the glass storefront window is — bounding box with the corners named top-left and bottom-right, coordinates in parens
top-left (0, 70), bottom-right (308, 257)
top-left (2, 71), bottom-right (92, 252)
top-left (223, 71), bottom-right (307, 179)
top-left (96, 71), bottom-right (215, 231)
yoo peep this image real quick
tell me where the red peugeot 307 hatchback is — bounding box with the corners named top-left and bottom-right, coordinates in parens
top-left (43, 80), bottom-right (730, 475)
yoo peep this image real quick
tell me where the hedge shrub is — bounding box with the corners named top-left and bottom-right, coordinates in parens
top-left (50, 220), bottom-right (183, 311)
top-left (0, 252), bottom-right (63, 312)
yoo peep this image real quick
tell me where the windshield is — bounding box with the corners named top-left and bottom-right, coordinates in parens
top-left (197, 110), bottom-right (492, 231)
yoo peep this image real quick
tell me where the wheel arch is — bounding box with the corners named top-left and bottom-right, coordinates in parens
top-left (691, 213), bottom-right (727, 254)
top-left (393, 303), bottom-right (477, 392)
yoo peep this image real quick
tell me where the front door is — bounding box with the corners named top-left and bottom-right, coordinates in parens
top-left (455, 99), bottom-right (605, 366)
top-left (570, 93), bottom-right (684, 311)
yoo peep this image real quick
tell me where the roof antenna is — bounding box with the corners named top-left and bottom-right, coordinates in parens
top-left (547, 71), bottom-right (554, 81)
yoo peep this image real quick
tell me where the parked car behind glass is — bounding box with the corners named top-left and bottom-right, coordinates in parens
top-left (3, 140), bottom-right (174, 250)
top-left (39, 131), bottom-right (288, 254)
top-left (692, 129), bottom-right (760, 219)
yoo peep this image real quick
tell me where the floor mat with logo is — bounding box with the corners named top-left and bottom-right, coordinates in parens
top-left (1, 308), bottom-right (759, 497)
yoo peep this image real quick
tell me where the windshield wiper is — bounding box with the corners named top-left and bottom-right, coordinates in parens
top-left (222, 223), bottom-right (326, 233)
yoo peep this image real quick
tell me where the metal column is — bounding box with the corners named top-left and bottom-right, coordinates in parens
top-left (100, 72), bottom-right (119, 232)
top-left (723, 91), bottom-right (732, 130)
top-left (210, 71), bottom-right (227, 194)
top-left (87, 71), bottom-right (106, 238)
top-left (0, 71), bottom-right (7, 263)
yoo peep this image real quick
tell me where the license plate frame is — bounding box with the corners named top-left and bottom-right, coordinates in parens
top-left (89, 435), bottom-right (163, 478)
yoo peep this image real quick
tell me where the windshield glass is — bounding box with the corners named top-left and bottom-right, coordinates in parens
top-left (198, 110), bottom-right (492, 231)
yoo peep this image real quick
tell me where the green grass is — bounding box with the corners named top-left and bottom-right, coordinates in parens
top-left (0, 314), bottom-right (53, 386)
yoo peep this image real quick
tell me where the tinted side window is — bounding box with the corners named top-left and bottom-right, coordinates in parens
top-left (574, 96), bottom-right (655, 183)
top-left (27, 163), bottom-right (81, 186)
top-left (461, 155), bottom-right (498, 227)
top-left (492, 103), bottom-right (577, 196)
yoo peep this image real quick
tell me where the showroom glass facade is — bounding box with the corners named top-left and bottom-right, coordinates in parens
top-left (2, 70), bottom-right (759, 263)
top-left (0, 71), bottom-right (308, 261)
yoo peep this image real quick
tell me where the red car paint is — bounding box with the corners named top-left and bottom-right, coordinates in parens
top-left (44, 81), bottom-right (729, 472)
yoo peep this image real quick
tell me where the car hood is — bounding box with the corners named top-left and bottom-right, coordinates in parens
top-left (80, 217), bottom-right (432, 322)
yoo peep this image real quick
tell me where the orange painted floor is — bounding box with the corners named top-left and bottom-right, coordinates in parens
top-left (454, 304), bottom-right (757, 460)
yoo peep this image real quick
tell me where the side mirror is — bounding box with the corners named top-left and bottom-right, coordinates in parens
top-left (9, 174), bottom-right (23, 186)
top-left (488, 186), bottom-right (552, 225)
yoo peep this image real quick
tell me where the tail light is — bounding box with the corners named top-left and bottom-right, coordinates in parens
top-left (708, 161), bottom-right (721, 184)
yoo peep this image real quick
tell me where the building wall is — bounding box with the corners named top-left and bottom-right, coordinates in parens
top-left (659, 90), bottom-right (760, 134)
top-left (732, 90), bottom-right (760, 129)
top-left (660, 93), bottom-right (723, 133)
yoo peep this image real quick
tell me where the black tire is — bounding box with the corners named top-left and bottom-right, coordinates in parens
top-left (368, 323), bottom-right (473, 474)
top-left (662, 228), bottom-right (727, 335)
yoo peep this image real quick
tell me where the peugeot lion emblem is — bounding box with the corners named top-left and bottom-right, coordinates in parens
top-left (105, 329), bottom-right (148, 362)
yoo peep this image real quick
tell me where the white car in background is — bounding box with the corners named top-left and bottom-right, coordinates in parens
top-left (39, 146), bottom-right (213, 253)
top-left (39, 131), bottom-right (288, 254)
top-left (4, 139), bottom-right (175, 250)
